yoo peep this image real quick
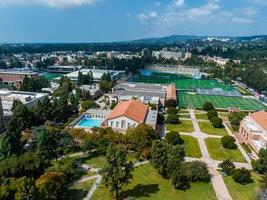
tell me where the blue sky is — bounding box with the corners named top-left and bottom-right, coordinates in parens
top-left (0, 0), bottom-right (267, 43)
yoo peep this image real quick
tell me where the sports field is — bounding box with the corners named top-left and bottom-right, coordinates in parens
top-left (176, 79), bottom-right (234, 91)
top-left (132, 71), bottom-right (190, 84)
top-left (132, 70), bottom-right (235, 91)
top-left (179, 91), bottom-right (266, 111)
top-left (42, 72), bottom-right (64, 80)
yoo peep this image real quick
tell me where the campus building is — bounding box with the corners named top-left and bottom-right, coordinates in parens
top-left (238, 111), bottom-right (267, 153)
top-left (66, 69), bottom-right (125, 82)
top-left (0, 70), bottom-right (39, 88)
top-left (166, 84), bottom-right (177, 101)
top-left (47, 65), bottom-right (79, 73)
top-left (0, 90), bottom-right (48, 115)
top-left (106, 99), bottom-right (158, 132)
top-left (112, 82), bottom-right (167, 107)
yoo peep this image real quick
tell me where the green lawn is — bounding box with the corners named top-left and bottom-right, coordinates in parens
top-left (181, 135), bottom-right (202, 158)
top-left (195, 113), bottom-right (209, 120)
top-left (205, 138), bottom-right (246, 162)
top-left (85, 154), bottom-right (137, 169)
top-left (179, 109), bottom-right (189, 114)
top-left (179, 114), bottom-right (191, 118)
top-left (92, 164), bottom-right (216, 200)
top-left (166, 120), bottom-right (194, 133)
top-left (198, 121), bottom-right (228, 136)
top-left (223, 173), bottom-right (261, 200)
top-left (66, 179), bottom-right (95, 200)
top-left (85, 156), bottom-right (107, 169)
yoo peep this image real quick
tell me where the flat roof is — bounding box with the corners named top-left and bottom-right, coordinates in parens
top-left (66, 69), bottom-right (124, 79)
top-left (0, 70), bottom-right (38, 75)
top-left (48, 65), bottom-right (78, 69)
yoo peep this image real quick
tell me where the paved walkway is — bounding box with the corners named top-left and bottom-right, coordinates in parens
top-left (84, 175), bottom-right (102, 200)
top-left (188, 109), bottom-right (233, 200)
top-left (223, 122), bottom-right (251, 164)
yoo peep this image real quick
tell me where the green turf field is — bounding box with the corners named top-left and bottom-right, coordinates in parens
top-left (176, 79), bottom-right (234, 91)
top-left (133, 71), bottom-right (235, 91)
top-left (179, 91), bottom-right (266, 111)
top-left (132, 71), bottom-right (190, 84)
top-left (42, 72), bottom-right (64, 80)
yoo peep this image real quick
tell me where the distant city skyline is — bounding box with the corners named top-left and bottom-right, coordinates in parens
top-left (1, 0), bottom-right (267, 43)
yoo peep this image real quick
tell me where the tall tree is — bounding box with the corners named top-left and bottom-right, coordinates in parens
top-left (101, 145), bottom-right (133, 200)
top-left (151, 141), bottom-right (169, 179)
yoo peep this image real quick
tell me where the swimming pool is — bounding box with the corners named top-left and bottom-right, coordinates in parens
top-left (76, 117), bottom-right (103, 128)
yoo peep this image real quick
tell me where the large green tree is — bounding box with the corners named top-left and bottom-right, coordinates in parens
top-left (101, 145), bottom-right (133, 200)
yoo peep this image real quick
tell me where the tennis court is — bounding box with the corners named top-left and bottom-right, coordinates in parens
top-left (179, 91), bottom-right (266, 111)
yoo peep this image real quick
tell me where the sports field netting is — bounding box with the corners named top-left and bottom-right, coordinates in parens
top-left (179, 91), bottom-right (266, 111)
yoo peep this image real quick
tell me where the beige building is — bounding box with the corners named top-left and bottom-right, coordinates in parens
top-left (238, 111), bottom-right (267, 153)
top-left (106, 99), bottom-right (158, 132)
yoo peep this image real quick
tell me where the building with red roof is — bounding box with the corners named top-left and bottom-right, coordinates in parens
top-left (238, 111), bottom-right (267, 153)
top-left (107, 99), bottom-right (158, 132)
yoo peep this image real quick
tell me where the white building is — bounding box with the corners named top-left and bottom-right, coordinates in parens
top-left (0, 90), bottom-right (48, 116)
top-left (106, 99), bottom-right (158, 132)
top-left (65, 69), bottom-right (125, 82)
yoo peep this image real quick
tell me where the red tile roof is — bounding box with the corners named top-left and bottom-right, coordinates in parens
top-left (166, 84), bottom-right (177, 100)
top-left (251, 111), bottom-right (267, 131)
top-left (107, 99), bottom-right (148, 122)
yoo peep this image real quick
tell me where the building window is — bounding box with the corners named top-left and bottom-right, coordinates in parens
top-left (128, 123), bottom-right (131, 128)
top-left (122, 120), bottom-right (126, 129)
top-left (116, 122), bottom-right (119, 128)
top-left (110, 121), bottom-right (113, 127)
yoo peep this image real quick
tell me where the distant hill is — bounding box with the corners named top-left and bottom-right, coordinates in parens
top-left (127, 35), bottom-right (267, 44)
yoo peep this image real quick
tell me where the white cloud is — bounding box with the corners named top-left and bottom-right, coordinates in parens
top-left (240, 6), bottom-right (258, 15)
top-left (137, 11), bottom-right (158, 23)
top-left (159, 1), bottom-right (220, 25)
top-left (174, 0), bottom-right (185, 7)
top-left (232, 17), bottom-right (254, 24)
top-left (248, 0), bottom-right (267, 6)
top-left (0, 0), bottom-right (99, 8)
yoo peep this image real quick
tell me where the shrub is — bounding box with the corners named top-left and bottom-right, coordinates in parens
top-left (229, 111), bottom-right (246, 131)
top-left (203, 102), bottom-right (214, 111)
top-left (81, 100), bottom-right (99, 110)
top-left (171, 169), bottom-right (191, 191)
top-left (211, 117), bottom-right (223, 128)
top-left (207, 110), bottom-right (218, 120)
top-left (182, 161), bottom-right (210, 182)
top-left (166, 99), bottom-right (177, 109)
top-left (218, 160), bottom-right (235, 175)
top-left (165, 131), bottom-right (184, 145)
top-left (167, 107), bottom-right (178, 115)
top-left (232, 168), bottom-right (252, 184)
top-left (221, 136), bottom-right (237, 149)
top-left (166, 114), bottom-right (179, 124)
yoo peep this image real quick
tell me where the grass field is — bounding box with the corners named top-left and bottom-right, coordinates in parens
top-left (195, 113), bottom-right (209, 120)
top-left (133, 72), bottom-right (235, 91)
top-left (179, 91), bottom-right (266, 111)
top-left (166, 120), bottom-right (194, 133)
top-left (92, 164), bottom-right (216, 200)
top-left (223, 173), bottom-right (261, 200)
top-left (66, 179), bottom-right (95, 200)
top-left (85, 154), bottom-right (137, 169)
top-left (198, 121), bottom-right (228, 136)
top-left (181, 135), bottom-right (202, 158)
top-left (205, 138), bottom-right (246, 162)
